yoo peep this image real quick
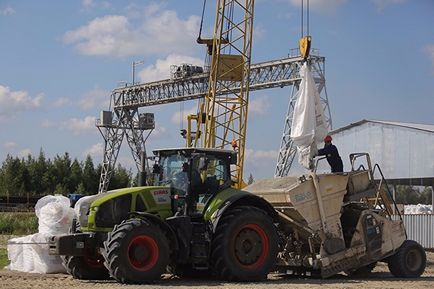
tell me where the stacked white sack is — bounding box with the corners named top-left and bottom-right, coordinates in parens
top-left (404, 204), bottom-right (433, 214)
top-left (6, 195), bottom-right (75, 273)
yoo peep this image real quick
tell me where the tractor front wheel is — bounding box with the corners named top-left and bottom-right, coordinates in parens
top-left (103, 218), bottom-right (170, 284)
top-left (62, 252), bottom-right (109, 280)
top-left (211, 206), bottom-right (278, 281)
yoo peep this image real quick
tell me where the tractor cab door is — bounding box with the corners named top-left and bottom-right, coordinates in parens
top-left (194, 155), bottom-right (231, 213)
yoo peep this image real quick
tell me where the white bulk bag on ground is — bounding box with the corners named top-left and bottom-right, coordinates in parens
top-left (7, 233), bottom-right (65, 274)
top-left (6, 195), bottom-right (75, 273)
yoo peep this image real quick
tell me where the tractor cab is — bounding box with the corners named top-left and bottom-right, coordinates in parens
top-left (152, 148), bottom-right (237, 215)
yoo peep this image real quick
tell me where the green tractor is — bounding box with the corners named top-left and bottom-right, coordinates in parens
top-left (49, 148), bottom-right (280, 283)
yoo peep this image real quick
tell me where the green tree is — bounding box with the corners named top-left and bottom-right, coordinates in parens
top-left (0, 155), bottom-right (29, 197)
top-left (247, 173), bottom-right (254, 185)
top-left (76, 182), bottom-right (86, 194)
top-left (83, 155), bottom-right (98, 195)
top-left (109, 164), bottom-right (131, 190)
top-left (69, 159), bottom-right (83, 192)
top-left (26, 149), bottom-right (47, 195)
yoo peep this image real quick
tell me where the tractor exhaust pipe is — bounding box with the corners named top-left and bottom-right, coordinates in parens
top-left (138, 151), bottom-right (147, 186)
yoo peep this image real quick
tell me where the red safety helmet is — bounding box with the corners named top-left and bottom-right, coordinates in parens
top-left (324, 135), bottom-right (332, 143)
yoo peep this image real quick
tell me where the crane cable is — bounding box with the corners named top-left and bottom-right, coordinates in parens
top-left (301, 0), bottom-right (310, 37)
top-left (198, 0), bottom-right (207, 41)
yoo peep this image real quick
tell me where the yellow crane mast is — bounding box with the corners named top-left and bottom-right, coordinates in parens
top-left (190, 0), bottom-right (254, 188)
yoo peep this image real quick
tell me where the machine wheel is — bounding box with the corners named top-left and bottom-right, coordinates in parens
top-left (346, 262), bottom-right (377, 277)
top-left (210, 206), bottom-right (278, 281)
top-left (103, 218), bottom-right (170, 284)
top-left (62, 252), bottom-right (109, 280)
top-left (387, 240), bottom-right (426, 278)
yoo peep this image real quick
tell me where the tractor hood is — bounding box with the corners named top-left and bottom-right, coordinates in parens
top-left (75, 186), bottom-right (172, 231)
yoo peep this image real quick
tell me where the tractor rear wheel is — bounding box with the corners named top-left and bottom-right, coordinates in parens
top-left (103, 218), bottom-right (170, 284)
top-left (62, 252), bottom-right (109, 280)
top-left (211, 206), bottom-right (278, 281)
top-left (387, 240), bottom-right (426, 278)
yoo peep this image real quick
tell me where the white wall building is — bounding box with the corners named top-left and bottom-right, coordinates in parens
top-left (327, 119), bottom-right (434, 187)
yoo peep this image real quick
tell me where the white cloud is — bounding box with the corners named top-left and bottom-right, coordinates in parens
top-left (1, 6), bottom-right (15, 16)
top-left (424, 44), bottom-right (434, 72)
top-left (149, 126), bottom-right (168, 140)
top-left (81, 0), bottom-right (112, 11)
top-left (249, 95), bottom-right (270, 116)
top-left (139, 54), bottom-right (204, 83)
top-left (40, 119), bottom-right (56, 128)
top-left (245, 149), bottom-right (278, 161)
top-left (3, 142), bottom-right (17, 150)
top-left (79, 87), bottom-right (110, 110)
top-left (0, 85), bottom-right (43, 118)
top-left (170, 106), bottom-right (198, 125)
top-left (253, 23), bottom-right (266, 41)
top-left (82, 0), bottom-right (94, 9)
top-left (84, 143), bottom-right (103, 158)
top-left (18, 149), bottom-right (32, 158)
top-left (63, 4), bottom-right (200, 58)
top-left (287, 0), bottom-right (347, 15)
top-left (52, 97), bottom-right (72, 108)
top-left (64, 116), bottom-right (97, 135)
top-left (42, 116), bottom-right (96, 134)
top-left (370, 0), bottom-right (406, 11)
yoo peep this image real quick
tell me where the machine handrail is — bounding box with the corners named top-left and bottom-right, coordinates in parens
top-left (372, 163), bottom-right (404, 222)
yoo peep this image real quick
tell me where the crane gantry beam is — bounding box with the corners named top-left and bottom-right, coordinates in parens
top-left (112, 55), bottom-right (325, 109)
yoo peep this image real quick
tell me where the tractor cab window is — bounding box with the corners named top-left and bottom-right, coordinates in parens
top-left (196, 156), bottom-right (230, 206)
top-left (159, 153), bottom-right (188, 195)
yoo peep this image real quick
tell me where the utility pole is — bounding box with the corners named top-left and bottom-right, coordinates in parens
top-left (132, 60), bottom-right (144, 85)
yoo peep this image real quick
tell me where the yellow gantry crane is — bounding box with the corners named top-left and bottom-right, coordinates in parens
top-left (186, 0), bottom-right (254, 188)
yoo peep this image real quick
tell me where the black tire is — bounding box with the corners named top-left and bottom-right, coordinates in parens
top-left (346, 262), bottom-right (377, 277)
top-left (210, 206), bottom-right (278, 281)
top-left (387, 240), bottom-right (426, 278)
top-left (103, 218), bottom-right (170, 284)
top-left (62, 253), bottom-right (109, 280)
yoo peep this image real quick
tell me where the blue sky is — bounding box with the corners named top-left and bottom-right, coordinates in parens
top-left (0, 0), bottom-right (433, 179)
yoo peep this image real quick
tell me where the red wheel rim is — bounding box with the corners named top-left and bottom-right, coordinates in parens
top-left (233, 223), bottom-right (269, 270)
top-left (127, 235), bottom-right (159, 271)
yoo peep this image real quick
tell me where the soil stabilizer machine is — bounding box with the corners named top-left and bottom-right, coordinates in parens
top-left (246, 152), bottom-right (426, 278)
top-left (49, 149), bottom-right (425, 283)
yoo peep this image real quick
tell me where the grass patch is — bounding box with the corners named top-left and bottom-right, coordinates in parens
top-left (0, 212), bottom-right (38, 235)
top-left (0, 248), bottom-right (8, 268)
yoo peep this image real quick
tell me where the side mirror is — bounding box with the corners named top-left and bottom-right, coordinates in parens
top-left (152, 163), bottom-right (161, 174)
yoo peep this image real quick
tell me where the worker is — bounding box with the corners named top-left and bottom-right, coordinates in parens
top-left (317, 135), bottom-right (343, 173)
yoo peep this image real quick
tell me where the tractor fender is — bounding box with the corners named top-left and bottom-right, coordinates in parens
top-left (128, 211), bottom-right (179, 251)
top-left (209, 193), bottom-right (278, 233)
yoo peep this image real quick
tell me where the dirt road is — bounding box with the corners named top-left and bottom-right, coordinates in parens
top-left (1, 252), bottom-right (433, 289)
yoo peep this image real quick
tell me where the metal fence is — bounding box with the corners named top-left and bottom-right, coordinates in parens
top-left (393, 214), bottom-right (434, 249)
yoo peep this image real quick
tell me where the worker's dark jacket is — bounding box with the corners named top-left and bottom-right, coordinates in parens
top-left (318, 144), bottom-right (343, 173)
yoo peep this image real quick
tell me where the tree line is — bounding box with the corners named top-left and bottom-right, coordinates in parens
top-left (0, 149), bottom-right (133, 197)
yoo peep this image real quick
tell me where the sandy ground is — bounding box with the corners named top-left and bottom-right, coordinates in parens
top-left (0, 252), bottom-right (433, 289)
